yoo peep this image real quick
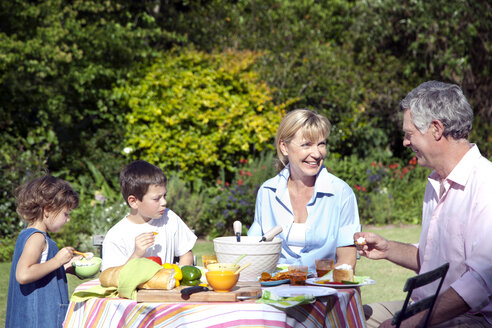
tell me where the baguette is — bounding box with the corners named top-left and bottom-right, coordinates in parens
top-left (138, 268), bottom-right (175, 289)
top-left (99, 265), bottom-right (175, 290)
top-left (99, 266), bottom-right (122, 287)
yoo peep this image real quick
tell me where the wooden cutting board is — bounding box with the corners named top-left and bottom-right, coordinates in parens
top-left (136, 281), bottom-right (262, 302)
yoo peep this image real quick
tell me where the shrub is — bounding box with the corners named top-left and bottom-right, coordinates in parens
top-left (199, 152), bottom-right (278, 239)
top-left (0, 0), bottom-right (178, 175)
top-left (350, 0), bottom-right (492, 158)
top-left (164, 152), bottom-right (277, 239)
top-left (159, 0), bottom-right (415, 158)
top-left (115, 48), bottom-right (292, 183)
top-left (59, 160), bottom-right (127, 254)
top-left (327, 155), bottom-right (429, 225)
top-left (0, 132), bottom-right (53, 238)
top-left (165, 176), bottom-right (209, 237)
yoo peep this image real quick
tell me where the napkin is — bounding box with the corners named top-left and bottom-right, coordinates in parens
top-left (70, 258), bottom-right (163, 302)
top-left (256, 289), bottom-right (315, 309)
top-left (70, 285), bottom-right (118, 303)
top-left (118, 258), bottom-right (163, 300)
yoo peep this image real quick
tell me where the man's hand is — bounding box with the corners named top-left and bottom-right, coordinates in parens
top-left (354, 232), bottom-right (390, 260)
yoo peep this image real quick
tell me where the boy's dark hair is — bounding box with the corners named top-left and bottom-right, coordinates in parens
top-left (15, 175), bottom-right (79, 224)
top-left (119, 160), bottom-right (167, 206)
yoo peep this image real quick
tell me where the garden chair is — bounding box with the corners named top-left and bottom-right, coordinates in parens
top-left (392, 262), bottom-right (449, 328)
top-left (93, 234), bottom-right (105, 258)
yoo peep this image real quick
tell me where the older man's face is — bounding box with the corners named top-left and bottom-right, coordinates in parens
top-left (402, 110), bottom-right (437, 170)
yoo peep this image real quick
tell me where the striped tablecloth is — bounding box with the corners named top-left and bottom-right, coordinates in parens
top-left (63, 279), bottom-right (366, 328)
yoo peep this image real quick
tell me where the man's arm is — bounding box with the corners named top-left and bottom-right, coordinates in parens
top-left (354, 232), bottom-right (420, 272)
top-left (385, 240), bottom-right (420, 272)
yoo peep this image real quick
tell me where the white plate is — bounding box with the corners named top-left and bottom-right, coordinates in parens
top-left (306, 277), bottom-right (376, 288)
top-left (264, 285), bottom-right (337, 298)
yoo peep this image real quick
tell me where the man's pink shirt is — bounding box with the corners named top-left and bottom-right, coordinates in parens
top-left (414, 145), bottom-right (492, 323)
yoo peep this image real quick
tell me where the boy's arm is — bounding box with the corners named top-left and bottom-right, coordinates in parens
top-left (178, 251), bottom-right (194, 266)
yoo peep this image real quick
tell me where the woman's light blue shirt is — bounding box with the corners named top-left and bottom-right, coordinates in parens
top-left (247, 165), bottom-right (360, 270)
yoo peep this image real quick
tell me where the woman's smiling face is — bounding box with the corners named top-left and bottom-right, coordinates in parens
top-left (281, 128), bottom-right (327, 180)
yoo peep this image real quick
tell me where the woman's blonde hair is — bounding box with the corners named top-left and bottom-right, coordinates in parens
top-left (275, 109), bottom-right (331, 170)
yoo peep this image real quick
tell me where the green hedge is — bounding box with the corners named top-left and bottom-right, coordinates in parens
top-left (115, 48), bottom-right (292, 182)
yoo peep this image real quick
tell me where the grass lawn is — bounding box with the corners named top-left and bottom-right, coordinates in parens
top-left (0, 224), bottom-right (420, 326)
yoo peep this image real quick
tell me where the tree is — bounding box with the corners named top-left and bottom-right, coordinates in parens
top-left (116, 48), bottom-right (291, 182)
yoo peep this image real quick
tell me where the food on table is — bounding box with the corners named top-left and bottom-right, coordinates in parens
top-left (99, 265), bottom-right (175, 290)
top-left (162, 263), bottom-right (183, 287)
top-left (333, 264), bottom-right (354, 282)
top-left (146, 256), bottom-right (162, 265)
top-left (181, 265), bottom-right (202, 286)
top-left (259, 270), bottom-right (290, 282)
top-left (355, 236), bottom-right (366, 246)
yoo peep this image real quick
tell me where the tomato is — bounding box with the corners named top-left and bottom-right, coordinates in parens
top-left (146, 256), bottom-right (162, 265)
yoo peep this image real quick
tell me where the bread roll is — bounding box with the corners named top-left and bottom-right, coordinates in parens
top-left (333, 264), bottom-right (354, 282)
top-left (99, 265), bottom-right (175, 290)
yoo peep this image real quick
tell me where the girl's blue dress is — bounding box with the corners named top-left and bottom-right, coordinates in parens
top-left (6, 228), bottom-right (70, 328)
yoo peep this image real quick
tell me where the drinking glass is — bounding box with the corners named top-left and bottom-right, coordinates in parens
top-left (315, 258), bottom-right (334, 278)
top-left (288, 265), bottom-right (309, 285)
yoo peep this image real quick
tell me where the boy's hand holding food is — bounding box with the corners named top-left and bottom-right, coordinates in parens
top-left (134, 232), bottom-right (156, 258)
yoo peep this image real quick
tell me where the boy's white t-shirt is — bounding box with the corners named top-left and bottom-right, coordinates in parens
top-left (101, 208), bottom-right (197, 271)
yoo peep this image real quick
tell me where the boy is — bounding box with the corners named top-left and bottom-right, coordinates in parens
top-left (101, 160), bottom-right (196, 271)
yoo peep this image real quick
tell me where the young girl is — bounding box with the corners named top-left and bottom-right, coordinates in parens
top-left (6, 175), bottom-right (79, 328)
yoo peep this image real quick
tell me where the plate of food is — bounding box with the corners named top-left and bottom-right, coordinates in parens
top-left (306, 276), bottom-right (376, 288)
top-left (258, 270), bottom-right (290, 286)
top-left (258, 265), bottom-right (317, 286)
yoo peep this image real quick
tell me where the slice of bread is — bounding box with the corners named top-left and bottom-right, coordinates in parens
top-left (333, 264), bottom-right (354, 282)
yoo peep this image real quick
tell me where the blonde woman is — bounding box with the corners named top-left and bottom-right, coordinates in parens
top-left (248, 109), bottom-right (360, 271)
